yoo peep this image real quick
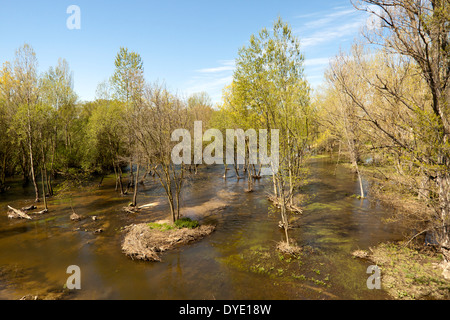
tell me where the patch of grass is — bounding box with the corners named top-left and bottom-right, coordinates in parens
top-left (304, 202), bottom-right (341, 212)
top-left (147, 222), bottom-right (176, 231)
top-left (310, 278), bottom-right (328, 287)
top-left (175, 217), bottom-right (199, 229)
top-left (312, 268), bottom-right (321, 275)
top-left (291, 273), bottom-right (306, 281)
top-left (147, 217), bottom-right (200, 231)
top-left (277, 268), bottom-right (285, 277)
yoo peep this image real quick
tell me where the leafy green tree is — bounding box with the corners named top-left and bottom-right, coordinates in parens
top-left (40, 58), bottom-right (78, 194)
top-left (111, 47), bottom-right (145, 192)
top-left (228, 17), bottom-right (312, 245)
top-left (10, 44), bottom-right (41, 202)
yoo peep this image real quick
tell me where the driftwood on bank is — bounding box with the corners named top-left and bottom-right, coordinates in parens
top-left (35, 209), bottom-right (48, 215)
top-left (7, 206), bottom-right (32, 220)
top-left (21, 205), bottom-right (37, 211)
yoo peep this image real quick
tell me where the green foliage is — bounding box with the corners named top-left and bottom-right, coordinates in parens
top-left (174, 217), bottom-right (200, 229)
top-left (147, 222), bottom-right (176, 231)
top-left (147, 218), bottom-right (200, 231)
top-left (111, 47), bottom-right (144, 104)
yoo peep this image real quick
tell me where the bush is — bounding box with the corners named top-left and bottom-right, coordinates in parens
top-left (175, 217), bottom-right (199, 229)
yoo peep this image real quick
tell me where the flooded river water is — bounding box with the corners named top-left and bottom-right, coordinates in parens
top-left (0, 156), bottom-right (403, 299)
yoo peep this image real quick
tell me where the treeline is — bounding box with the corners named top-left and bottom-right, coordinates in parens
top-left (0, 45), bottom-right (214, 223)
top-left (317, 1), bottom-right (450, 263)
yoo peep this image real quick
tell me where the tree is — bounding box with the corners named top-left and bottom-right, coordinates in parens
top-left (84, 99), bottom-right (127, 193)
top-left (324, 46), bottom-right (370, 199)
top-left (11, 44), bottom-right (41, 202)
top-left (111, 47), bottom-right (145, 192)
top-left (229, 17), bottom-right (312, 245)
top-left (0, 62), bottom-right (15, 192)
top-left (136, 84), bottom-right (190, 222)
top-left (40, 58), bottom-right (78, 195)
top-left (350, 0), bottom-right (450, 264)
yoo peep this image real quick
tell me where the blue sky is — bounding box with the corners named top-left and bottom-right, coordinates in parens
top-left (0, 0), bottom-right (372, 104)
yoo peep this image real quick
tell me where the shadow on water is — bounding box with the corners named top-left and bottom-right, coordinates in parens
top-left (0, 156), bottom-right (403, 300)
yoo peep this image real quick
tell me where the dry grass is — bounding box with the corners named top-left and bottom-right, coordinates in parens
top-left (276, 241), bottom-right (303, 257)
top-left (353, 243), bottom-right (450, 300)
top-left (351, 250), bottom-right (370, 259)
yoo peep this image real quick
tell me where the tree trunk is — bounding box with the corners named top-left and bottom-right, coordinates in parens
top-left (28, 138), bottom-right (39, 202)
top-left (355, 162), bottom-right (365, 199)
top-left (132, 163), bottom-right (140, 207)
top-left (129, 160), bottom-right (134, 188)
top-left (438, 173), bottom-right (450, 263)
top-left (278, 178), bottom-right (290, 245)
top-left (0, 153), bottom-right (6, 192)
top-left (118, 166), bottom-right (125, 195)
top-left (41, 168), bottom-right (48, 211)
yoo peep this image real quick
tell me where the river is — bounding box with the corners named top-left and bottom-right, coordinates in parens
top-left (0, 156), bottom-right (403, 299)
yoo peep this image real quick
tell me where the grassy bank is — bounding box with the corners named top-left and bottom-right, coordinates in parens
top-left (341, 158), bottom-right (450, 299)
top-left (354, 243), bottom-right (450, 300)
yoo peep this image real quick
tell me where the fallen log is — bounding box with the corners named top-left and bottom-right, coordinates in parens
top-left (7, 205), bottom-right (32, 220)
top-left (138, 202), bottom-right (159, 209)
top-left (21, 205), bottom-right (37, 211)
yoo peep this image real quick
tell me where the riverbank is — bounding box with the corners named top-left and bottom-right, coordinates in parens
top-left (342, 159), bottom-right (450, 299)
top-left (353, 243), bottom-right (450, 300)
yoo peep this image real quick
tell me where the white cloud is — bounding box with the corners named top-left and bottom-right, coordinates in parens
top-left (303, 57), bottom-right (332, 67)
top-left (196, 60), bottom-right (235, 74)
top-left (183, 60), bottom-right (235, 104)
top-left (295, 6), bottom-right (367, 49)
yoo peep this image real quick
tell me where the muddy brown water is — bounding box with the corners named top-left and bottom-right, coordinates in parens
top-left (0, 157), bottom-right (403, 300)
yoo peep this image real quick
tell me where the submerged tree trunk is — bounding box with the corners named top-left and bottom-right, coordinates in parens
top-left (28, 137), bottom-right (39, 202)
top-left (223, 164), bottom-right (228, 180)
top-left (354, 162), bottom-right (365, 199)
top-left (0, 153), bottom-right (6, 193)
top-left (117, 165), bottom-right (125, 195)
top-left (277, 177), bottom-right (290, 245)
top-left (246, 139), bottom-right (253, 192)
top-left (129, 160), bottom-right (134, 188)
top-left (41, 168), bottom-right (48, 212)
top-left (132, 163), bottom-right (140, 207)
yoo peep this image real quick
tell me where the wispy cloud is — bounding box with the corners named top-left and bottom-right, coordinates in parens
top-left (294, 5), bottom-right (369, 91)
top-left (295, 7), bottom-right (366, 48)
top-left (302, 8), bottom-right (356, 29)
top-left (301, 20), bottom-right (363, 48)
top-left (303, 57), bottom-right (332, 67)
top-left (183, 60), bottom-right (235, 104)
top-left (196, 60), bottom-right (235, 74)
